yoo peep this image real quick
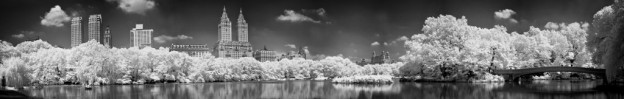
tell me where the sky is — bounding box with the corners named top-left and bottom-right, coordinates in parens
top-left (0, 0), bottom-right (613, 60)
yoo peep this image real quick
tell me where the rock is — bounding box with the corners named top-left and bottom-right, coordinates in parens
top-left (116, 79), bottom-right (132, 85)
top-left (314, 76), bottom-right (328, 80)
top-left (149, 73), bottom-right (161, 81)
top-left (133, 79), bottom-right (146, 84)
top-left (164, 74), bottom-right (176, 81)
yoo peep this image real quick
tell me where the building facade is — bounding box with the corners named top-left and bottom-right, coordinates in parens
top-left (130, 24), bottom-right (153, 48)
top-left (103, 26), bottom-right (111, 48)
top-left (171, 44), bottom-right (212, 57)
top-left (253, 46), bottom-right (277, 62)
top-left (70, 17), bottom-right (82, 47)
top-left (88, 14), bottom-right (102, 42)
top-left (213, 7), bottom-right (253, 58)
top-left (370, 51), bottom-right (392, 64)
top-left (280, 47), bottom-right (308, 60)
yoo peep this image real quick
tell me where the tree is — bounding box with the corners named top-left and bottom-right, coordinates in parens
top-left (589, 1), bottom-right (624, 83)
top-left (400, 15), bottom-right (512, 79)
top-left (319, 56), bottom-right (362, 78)
top-left (68, 40), bottom-right (110, 85)
top-left (0, 40), bottom-right (17, 64)
top-left (15, 40), bottom-right (55, 54)
top-left (26, 48), bottom-right (69, 85)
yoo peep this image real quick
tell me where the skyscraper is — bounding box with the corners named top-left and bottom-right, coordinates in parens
top-left (237, 9), bottom-right (248, 42)
top-left (214, 7), bottom-right (253, 58)
top-left (88, 14), bottom-right (102, 43)
top-left (70, 17), bottom-right (82, 47)
top-left (218, 7), bottom-right (232, 42)
top-left (103, 26), bottom-right (111, 47)
top-left (130, 24), bottom-right (153, 48)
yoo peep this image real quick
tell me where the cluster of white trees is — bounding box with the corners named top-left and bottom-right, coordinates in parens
top-left (399, 15), bottom-right (594, 81)
top-left (0, 40), bottom-right (404, 86)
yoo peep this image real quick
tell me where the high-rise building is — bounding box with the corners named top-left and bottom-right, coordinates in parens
top-left (213, 7), bottom-right (253, 58)
top-left (218, 7), bottom-right (232, 42)
top-left (88, 14), bottom-right (102, 42)
top-left (70, 17), bottom-right (82, 47)
top-left (103, 26), bottom-right (111, 47)
top-left (130, 24), bottom-right (153, 48)
top-left (237, 9), bottom-right (248, 42)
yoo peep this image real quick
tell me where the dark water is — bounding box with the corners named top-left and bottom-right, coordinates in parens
top-left (19, 80), bottom-right (624, 99)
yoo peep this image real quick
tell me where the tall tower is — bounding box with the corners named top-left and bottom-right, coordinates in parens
top-left (88, 14), bottom-right (102, 43)
top-left (70, 17), bottom-right (82, 47)
top-left (218, 7), bottom-right (232, 41)
top-left (237, 9), bottom-right (248, 42)
top-left (103, 26), bottom-right (111, 47)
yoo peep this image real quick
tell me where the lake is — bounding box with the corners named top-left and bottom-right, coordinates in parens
top-left (18, 80), bottom-right (624, 99)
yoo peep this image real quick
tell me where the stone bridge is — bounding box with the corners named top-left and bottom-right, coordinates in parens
top-left (492, 67), bottom-right (606, 81)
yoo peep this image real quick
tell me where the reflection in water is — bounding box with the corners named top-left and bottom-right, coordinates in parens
top-left (19, 80), bottom-right (624, 99)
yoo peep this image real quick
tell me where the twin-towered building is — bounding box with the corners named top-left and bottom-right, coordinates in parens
top-left (213, 7), bottom-right (253, 58)
top-left (171, 7), bottom-right (279, 61)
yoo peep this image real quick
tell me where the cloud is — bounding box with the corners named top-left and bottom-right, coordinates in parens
top-left (277, 8), bottom-right (329, 24)
top-left (397, 36), bottom-right (408, 41)
top-left (277, 10), bottom-right (320, 23)
top-left (389, 36), bottom-right (409, 45)
top-left (371, 41), bottom-right (380, 46)
top-left (494, 9), bottom-right (518, 24)
top-left (12, 34), bottom-right (25, 39)
top-left (285, 44), bottom-right (296, 49)
top-left (317, 8), bottom-right (326, 16)
top-left (41, 5), bottom-right (70, 27)
top-left (12, 31), bottom-right (40, 39)
top-left (107, 0), bottom-right (156, 15)
top-left (383, 42), bottom-right (389, 46)
top-left (544, 22), bottom-right (560, 30)
top-left (153, 35), bottom-right (193, 43)
top-left (302, 8), bottom-right (326, 17)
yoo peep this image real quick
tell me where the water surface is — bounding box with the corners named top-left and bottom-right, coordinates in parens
top-left (20, 80), bottom-right (624, 99)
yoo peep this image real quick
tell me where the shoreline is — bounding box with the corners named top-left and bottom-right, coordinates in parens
top-left (7, 78), bottom-right (615, 88)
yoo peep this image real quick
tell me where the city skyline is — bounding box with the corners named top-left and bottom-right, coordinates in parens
top-left (0, 0), bottom-right (613, 59)
top-left (2, 0), bottom-right (624, 98)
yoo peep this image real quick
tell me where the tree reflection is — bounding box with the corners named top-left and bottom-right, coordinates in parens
top-left (21, 80), bottom-right (623, 99)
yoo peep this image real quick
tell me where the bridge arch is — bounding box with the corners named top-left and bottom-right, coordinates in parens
top-left (492, 67), bottom-right (606, 81)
